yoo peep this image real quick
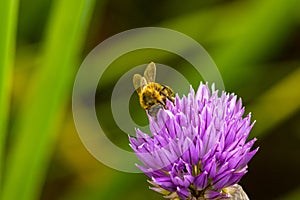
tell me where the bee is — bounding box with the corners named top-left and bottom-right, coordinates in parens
top-left (133, 62), bottom-right (175, 117)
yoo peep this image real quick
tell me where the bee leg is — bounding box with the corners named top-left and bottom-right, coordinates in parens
top-left (166, 96), bottom-right (175, 102)
top-left (160, 90), bottom-right (167, 96)
top-left (157, 99), bottom-right (165, 106)
top-left (147, 105), bottom-right (164, 118)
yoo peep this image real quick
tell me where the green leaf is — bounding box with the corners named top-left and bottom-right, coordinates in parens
top-left (2, 0), bottom-right (95, 199)
top-left (0, 0), bottom-right (19, 193)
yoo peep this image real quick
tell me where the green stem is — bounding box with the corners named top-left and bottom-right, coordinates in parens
top-left (2, 0), bottom-right (95, 199)
top-left (0, 0), bottom-right (19, 194)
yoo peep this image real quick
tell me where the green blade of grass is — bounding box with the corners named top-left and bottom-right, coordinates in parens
top-left (162, 0), bottom-right (299, 88)
top-left (2, 0), bottom-right (95, 199)
top-left (276, 187), bottom-right (300, 200)
top-left (212, 0), bottom-right (299, 81)
top-left (248, 66), bottom-right (300, 139)
top-left (0, 0), bottom-right (19, 193)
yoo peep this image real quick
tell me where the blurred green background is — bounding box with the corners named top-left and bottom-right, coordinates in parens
top-left (1, 0), bottom-right (300, 199)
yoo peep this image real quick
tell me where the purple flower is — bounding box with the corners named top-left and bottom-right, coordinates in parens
top-left (129, 83), bottom-right (258, 199)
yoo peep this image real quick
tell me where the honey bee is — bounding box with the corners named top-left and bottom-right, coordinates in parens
top-left (133, 62), bottom-right (175, 117)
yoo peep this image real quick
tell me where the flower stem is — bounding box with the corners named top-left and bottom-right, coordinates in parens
top-left (0, 0), bottom-right (19, 194)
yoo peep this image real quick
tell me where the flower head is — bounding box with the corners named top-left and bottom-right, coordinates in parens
top-left (129, 83), bottom-right (258, 199)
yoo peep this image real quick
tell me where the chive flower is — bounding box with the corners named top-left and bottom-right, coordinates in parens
top-left (129, 83), bottom-right (258, 199)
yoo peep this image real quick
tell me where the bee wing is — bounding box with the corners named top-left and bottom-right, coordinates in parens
top-left (133, 74), bottom-right (143, 93)
top-left (140, 77), bottom-right (148, 89)
top-left (144, 62), bottom-right (156, 83)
